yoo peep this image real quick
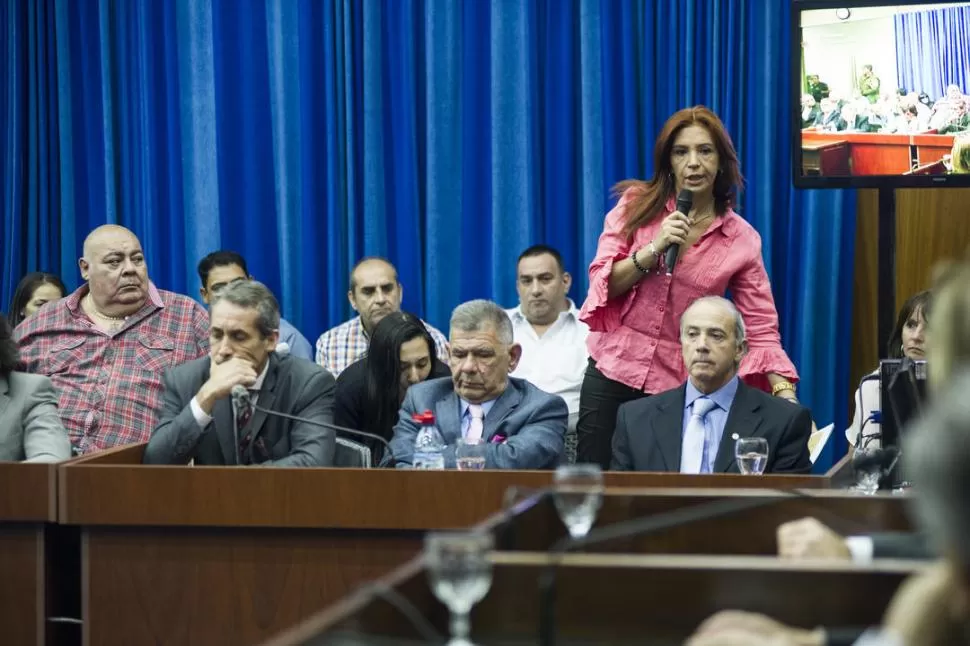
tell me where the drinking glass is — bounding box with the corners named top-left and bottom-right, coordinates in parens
top-left (735, 437), bottom-right (769, 475)
top-left (456, 438), bottom-right (487, 471)
top-left (552, 464), bottom-right (604, 539)
top-left (425, 531), bottom-right (494, 646)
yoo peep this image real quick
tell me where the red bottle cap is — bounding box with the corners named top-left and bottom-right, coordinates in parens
top-left (412, 410), bottom-right (436, 425)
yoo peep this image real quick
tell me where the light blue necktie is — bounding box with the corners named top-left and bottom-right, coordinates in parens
top-left (681, 397), bottom-right (717, 474)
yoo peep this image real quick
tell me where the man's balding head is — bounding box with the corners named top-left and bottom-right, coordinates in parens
top-left (82, 225), bottom-right (139, 259)
top-left (79, 225), bottom-right (149, 316)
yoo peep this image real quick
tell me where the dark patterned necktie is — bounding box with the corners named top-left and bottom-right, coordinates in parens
top-left (236, 391), bottom-right (254, 462)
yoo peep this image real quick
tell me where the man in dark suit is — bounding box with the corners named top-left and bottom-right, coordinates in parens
top-left (390, 299), bottom-right (567, 469)
top-left (144, 280), bottom-right (336, 467)
top-left (611, 296), bottom-right (811, 474)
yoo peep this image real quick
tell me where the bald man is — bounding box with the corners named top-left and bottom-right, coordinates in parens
top-left (314, 257), bottom-right (448, 377)
top-left (14, 225), bottom-right (209, 454)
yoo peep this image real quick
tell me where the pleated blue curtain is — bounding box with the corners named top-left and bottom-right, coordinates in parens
top-left (895, 6), bottom-right (970, 99)
top-left (1, 0), bottom-right (855, 467)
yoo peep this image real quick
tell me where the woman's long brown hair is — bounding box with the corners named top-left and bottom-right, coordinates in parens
top-left (615, 106), bottom-right (744, 239)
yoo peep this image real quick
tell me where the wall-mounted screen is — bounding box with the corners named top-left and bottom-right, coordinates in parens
top-left (793, 0), bottom-right (970, 188)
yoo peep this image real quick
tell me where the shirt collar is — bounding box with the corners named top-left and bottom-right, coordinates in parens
top-left (460, 398), bottom-right (497, 419)
top-left (67, 281), bottom-right (165, 315)
top-left (251, 359), bottom-right (271, 392)
top-left (509, 298), bottom-right (579, 323)
top-left (685, 374), bottom-right (739, 413)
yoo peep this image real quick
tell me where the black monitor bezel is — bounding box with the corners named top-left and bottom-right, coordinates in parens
top-left (791, 0), bottom-right (970, 189)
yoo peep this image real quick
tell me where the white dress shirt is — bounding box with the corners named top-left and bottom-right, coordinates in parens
top-left (506, 300), bottom-right (589, 417)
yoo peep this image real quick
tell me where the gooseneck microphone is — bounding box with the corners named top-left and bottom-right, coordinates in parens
top-left (537, 490), bottom-right (809, 646)
top-left (664, 188), bottom-right (694, 274)
top-left (229, 384), bottom-right (395, 466)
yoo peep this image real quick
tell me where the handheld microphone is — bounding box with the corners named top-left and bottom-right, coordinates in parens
top-left (537, 490), bottom-right (809, 646)
top-left (665, 188), bottom-right (693, 274)
top-left (230, 384), bottom-right (395, 466)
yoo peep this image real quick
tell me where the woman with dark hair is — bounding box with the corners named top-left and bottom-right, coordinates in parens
top-left (334, 311), bottom-right (450, 463)
top-left (0, 313), bottom-right (71, 461)
top-left (577, 105), bottom-right (800, 468)
top-left (8, 272), bottom-right (67, 328)
top-left (846, 290), bottom-right (930, 449)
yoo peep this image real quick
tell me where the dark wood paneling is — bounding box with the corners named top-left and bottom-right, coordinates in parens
top-left (266, 554), bottom-right (922, 645)
top-left (0, 527), bottom-right (45, 646)
top-left (82, 528), bottom-right (421, 646)
top-left (59, 459), bottom-right (828, 529)
top-left (895, 188), bottom-right (970, 302)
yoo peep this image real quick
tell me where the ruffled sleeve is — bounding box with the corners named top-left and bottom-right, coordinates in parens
top-left (729, 224), bottom-right (799, 392)
top-left (579, 189), bottom-right (641, 333)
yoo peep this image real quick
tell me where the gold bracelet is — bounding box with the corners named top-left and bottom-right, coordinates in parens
top-left (771, 381), bottom-right (796, 396)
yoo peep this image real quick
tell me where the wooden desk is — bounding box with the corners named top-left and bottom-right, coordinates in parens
top-left (0, 462), bottom-right (58, 646)
top-left (802, 131), bottom-right (914, 175)
top-left (913, 133), bottom-right (956, 166)
top-left (489, 488), bottom-right (912, 555)
top-left (802, 140), bottom-right (850, 176)
top-left (263, 553), bottom-right (924, 645)
top-left (58, 444), bottom-right (835, 645)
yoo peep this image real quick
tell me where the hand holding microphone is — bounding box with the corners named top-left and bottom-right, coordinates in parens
top-left (661, 189), bottom-right (694, 274)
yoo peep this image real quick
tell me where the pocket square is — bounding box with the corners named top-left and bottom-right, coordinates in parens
top-left (490, 434), bottom-right (507, 444)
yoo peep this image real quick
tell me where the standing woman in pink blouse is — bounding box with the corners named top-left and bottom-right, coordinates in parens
top-left (577, 106), bottom-right (800, 468)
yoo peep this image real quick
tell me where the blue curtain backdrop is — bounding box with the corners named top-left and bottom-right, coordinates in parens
top-left (895, 5), bottom-right (970, 99)
top-left (1, 0), bottom-right (855, 468)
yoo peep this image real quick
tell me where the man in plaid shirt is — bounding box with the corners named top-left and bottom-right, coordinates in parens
top-left (314, 257), bottom-right (448, 377)
top-left (14, 225), bottom-right (209, 454)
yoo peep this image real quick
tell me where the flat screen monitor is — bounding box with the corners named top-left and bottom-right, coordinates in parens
top-left (878, 358), bottom-right (928, 487)
top-left (879, 358), bottom-right (928, 449)
top-left (792, 0), bottom-right (970, 188)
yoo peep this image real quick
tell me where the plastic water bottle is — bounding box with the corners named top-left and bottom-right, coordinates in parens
top-left (412, 410), bottom-right (446, 470)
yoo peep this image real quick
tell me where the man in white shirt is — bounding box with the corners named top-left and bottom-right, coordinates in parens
top-left (505, 245), bottom-right (589, 463)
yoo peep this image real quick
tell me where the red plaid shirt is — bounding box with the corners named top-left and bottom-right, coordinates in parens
top-left (14, 283), bottom-right (210, 454)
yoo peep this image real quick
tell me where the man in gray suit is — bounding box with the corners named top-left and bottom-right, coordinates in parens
top-left (611, 297), bottom-right (812, 474)
top-left (144, 281), bottom-right (335, 467)
top-left (390, 299), bottom-right (567, 469)
top-left (0, 313), bottom-right (71, 462)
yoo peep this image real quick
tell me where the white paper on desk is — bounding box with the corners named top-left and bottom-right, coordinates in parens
top-left (809, 423), bottom-right (834, 464)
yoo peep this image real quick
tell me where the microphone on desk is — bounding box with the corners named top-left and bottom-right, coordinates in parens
top-left (665, 188), bottom-right (693, 274)
top-left (537, 489), bottom-right (810, 646)
top-left (229, 384), bottom-right (395, 466)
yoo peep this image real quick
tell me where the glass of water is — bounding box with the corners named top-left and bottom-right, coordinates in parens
top-left (735, 437), bottom-right (769, 475)
top-left (456, 438), bottom-right (487, 470)
top-left (552, 464), bottom-right (604, 539)
top-left (425, 531), bottom-right (494, 646)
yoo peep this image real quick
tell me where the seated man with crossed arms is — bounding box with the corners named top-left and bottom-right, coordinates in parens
top-left (611, 296), bottom-right (812, 474)
top-left (144, 280), bottom-right (336, 467)
top-left (390, 299), bottom-right (567, 469)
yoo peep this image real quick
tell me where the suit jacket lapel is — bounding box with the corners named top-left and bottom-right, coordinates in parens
top-left (655, 386), bottom-right (687, 471)
top-left (212, 396), bottom-right (237, 465)
top-left (483, 382), bottom-right (521, 441)
top-left (246, 355), bottom-right (279, 445)
top-left (434, 388), bottom-right (463, 445)
top-left (713, 381), bottom-right (764, 473)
